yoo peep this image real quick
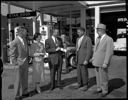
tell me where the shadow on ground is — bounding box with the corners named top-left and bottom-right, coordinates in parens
top-left (108, 78), bottom-right (125, 94)
top-left (28, 83), bottom-right (51, 97)
top-left (62, 76), bottom-right (77, 87)
top-left (64, 76), bottom-right (96, 90)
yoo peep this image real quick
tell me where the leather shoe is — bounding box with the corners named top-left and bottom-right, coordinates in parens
top-left (93, 90), bottom-right (102, 94)
top-left (22, 93), bottom-right (30, 98)
top-left (49, 87), bottom-right (55, 91)
top-left (58, 86), bottom-right (63, 90)
top-left (73, 84), bottom-right (82, 89)
top-left (99, 92), bottom-right (108, 97)
top-left (79, 86), bottom-right (88, 91)
top-left (15, 96), bottom-right (21, 100)
top-left (36, 87), bottom-right (41, 94)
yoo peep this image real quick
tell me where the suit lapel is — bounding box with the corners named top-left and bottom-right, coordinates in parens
top-left (17, 37), bottom-right (25, 49)
top-left (51, 37), bottom-right (56, 47)
top-left (99, 35), bottom-right (107, 47)
top-left (78, 35), bottom-right (86, 51)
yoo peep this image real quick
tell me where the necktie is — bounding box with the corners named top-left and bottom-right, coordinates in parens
top-left (95, 36), bottom-right (101, 51)
top-left (55, 37), bottom-right (58, 47)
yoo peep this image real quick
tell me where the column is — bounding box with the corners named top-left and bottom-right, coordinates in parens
top-left (8, 3), bottom-right (11, 42)
top-left (80, 8), bottom-right (86, 33)
top-left (94, 6), bottom-right (100, 44)
top-left (69, 8), bottom-right (72, 43)
top-left (8, 3), bottom-right (12, 63)
top-left (32, 1), bottom-right (36, 35)
top-left (33, 17), bottom-right (36, 35)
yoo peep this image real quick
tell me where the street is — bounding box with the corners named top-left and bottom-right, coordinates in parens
top-left (2, 55), bottom-right (127, 100)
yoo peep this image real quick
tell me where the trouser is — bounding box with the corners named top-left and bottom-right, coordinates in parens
top-left (14, 60), bottom-right (28, 96)
top-left (49, 57), bottom-right (63, 89)
top-left (77, 64), bottom-right (88, 86)
top-left (95, 67), bottom-right (108, 93)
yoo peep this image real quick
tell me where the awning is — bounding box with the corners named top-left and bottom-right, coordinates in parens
top-left (4, 1), bottom-right (88, 18)
top-left (3, 1), bottom-right (125, 18)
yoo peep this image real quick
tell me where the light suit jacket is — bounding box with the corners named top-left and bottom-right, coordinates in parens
top-left (92, 34), bottom-right (114, 67)
top-left (76, 35), bottom-right (92, 65)
top-left (9, 37), bottom-right (29, 66)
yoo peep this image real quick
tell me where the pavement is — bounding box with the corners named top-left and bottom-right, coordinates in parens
top-left (2, 55), bottom-right (127, 100)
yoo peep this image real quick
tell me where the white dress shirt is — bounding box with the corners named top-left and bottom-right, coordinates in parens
top-left (77, 35), bottom-right (84, 51)
top-left (100, 34), bottom-right (106, 42)
top-left (52, 36), bottom-right (56, 44)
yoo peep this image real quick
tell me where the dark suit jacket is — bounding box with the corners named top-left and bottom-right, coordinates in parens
top-left (76, 35), bottom-right (92, 65)
top-left (45, 36), bottom-right (63, 65)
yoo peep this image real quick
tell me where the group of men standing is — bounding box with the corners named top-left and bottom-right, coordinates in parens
top-left (8, 23), bottom-right (113, 100)
top-left (74, 23), bottom-right (114, 97)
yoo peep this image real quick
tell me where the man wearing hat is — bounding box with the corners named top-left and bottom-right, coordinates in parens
top-left (9, 26), bottom-right (30, 99)
top-left (90, 23), bottom-right (114, 97)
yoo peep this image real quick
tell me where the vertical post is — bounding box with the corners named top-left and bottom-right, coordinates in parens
top-left (94, 6), bottom-right (100, 44)
top-left (40, 13), bottom-right (43, 26)
top-left (33, 17), bottom-right (36, 35)
top-left (8, 2), bottom-right (12, 64)
top-left (80, 8), bottom-right (86, 33)
top-left (8, 3), bottom-right (11, 43)
top-left (69, 8), bottom-right (72, 43)
top-left (32, 1), bottom-right (36, 35)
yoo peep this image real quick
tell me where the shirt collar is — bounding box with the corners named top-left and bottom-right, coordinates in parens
top-left (52, 36), bottom-right (56, 42)
top-left (79, 34), bottom-right (84, 39)
top-left (101, 34), bottom-right (106, 41)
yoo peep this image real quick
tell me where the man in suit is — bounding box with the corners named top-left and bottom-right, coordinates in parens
top-left (45, 27), bottom-right (63, 91)
top-left (90, 23), bottom-right (114, 97)
top-left (75, 27), bottom-right (92, 91)
top-left (9, 26), bottom-right (30, 99)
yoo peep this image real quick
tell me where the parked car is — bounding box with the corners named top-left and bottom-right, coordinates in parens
top-left (114, 33), bottom-right (126, 51)
top-left (43, 44), bottom-right (77, 68)
top-left (66, 44), bottom-right (76, 68)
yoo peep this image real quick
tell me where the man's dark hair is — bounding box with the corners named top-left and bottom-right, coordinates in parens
top-left (78, 27), bottom-right (85, 32)
top-left (33, 32), bottom-right (41, 40)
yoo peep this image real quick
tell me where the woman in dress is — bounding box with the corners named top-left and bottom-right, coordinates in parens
top-left (30, 32), bottom-right (45, 93)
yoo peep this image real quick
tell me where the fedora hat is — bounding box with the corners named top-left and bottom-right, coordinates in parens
top-left (97, 23), bottom-right (106, 30)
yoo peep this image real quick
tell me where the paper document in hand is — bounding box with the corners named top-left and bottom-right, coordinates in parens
top-left (60, 48), bottom-right (67, 52)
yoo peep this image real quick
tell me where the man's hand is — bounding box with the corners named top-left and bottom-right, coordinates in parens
top-left (83, 60), bottom-right (88, 65)
top-left (102, 64), bottom-right (107, 68)
top-left (34, 53), bottom-right (40, 56)
top-left (56, 47), bottom-right (61, 51)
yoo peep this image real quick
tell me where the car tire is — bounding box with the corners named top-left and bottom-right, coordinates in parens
top-left (68, 54), bottom-right (76, 68)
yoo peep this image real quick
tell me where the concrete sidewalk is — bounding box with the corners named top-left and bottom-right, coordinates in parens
top-left (2, 56), bottom-right (127, 100)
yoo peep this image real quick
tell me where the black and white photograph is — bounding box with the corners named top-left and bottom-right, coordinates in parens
top-left (1, 0), bottom-right (127, 100)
